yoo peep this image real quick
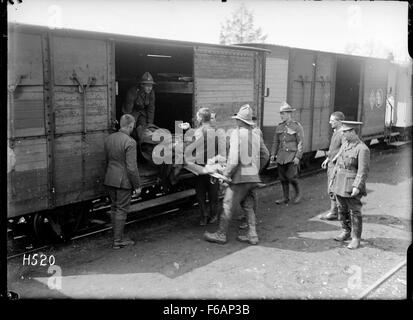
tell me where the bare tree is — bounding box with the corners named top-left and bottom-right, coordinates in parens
top-left (219, 4), bottom-right (267, 45)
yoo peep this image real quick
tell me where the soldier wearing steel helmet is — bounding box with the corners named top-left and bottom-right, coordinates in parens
top-left (270, 102), bottom-right (304, 205)
top-left (122, 72), bottom-right (156, 142)
top-left (331, 121), bottom-right (370, 250)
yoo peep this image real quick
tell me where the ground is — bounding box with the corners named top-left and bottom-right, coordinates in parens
top-left (7, 145), bottom-right (412, 300)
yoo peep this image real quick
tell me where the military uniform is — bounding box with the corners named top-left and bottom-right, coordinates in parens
top-left (193, 122), bottom-right (219, 225)
top-left (122, 72), bottom-right (156, 142)
top-left (321, 127), bottom-right (344, 220)
top-left (104, 127), bottom-right (141, 248)
top-left (271, 118), bottom-right (304, 204)
top-left (331, 121), bottom-right (370, 249)
top-left (204, 104), bottom-right (264, 245)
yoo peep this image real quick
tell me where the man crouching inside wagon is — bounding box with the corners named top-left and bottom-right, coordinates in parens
top-left (331, 121), bottom-right (370, 250)
top-left (104, 114), bottom-right (142, 249)
top-left (204, 104), bottom-right (267, 245)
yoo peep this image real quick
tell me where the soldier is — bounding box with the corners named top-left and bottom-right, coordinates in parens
top-left (122, 72), bottom-right (156, 142)
top-left (204, 104), bottom-right (264, 245)
top-left (193, 107), bottom-right (219, 226)
top-left (320, 111), bottom-right (345, 220)
top-left (331, 121), bottom-right (370, 250)
top-left (270, 102), bottom-right (304, 204)
top-left (104, 114), bottom-right (142, 249)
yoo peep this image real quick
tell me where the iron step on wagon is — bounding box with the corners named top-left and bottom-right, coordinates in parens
top-left (7, 23), bottom-right (269, 240)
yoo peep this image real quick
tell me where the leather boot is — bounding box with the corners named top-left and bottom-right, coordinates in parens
top-left (321, 200), bottom-right (339, 220)
top-left (291, 179), bottom-right (301, 204)
top-left (334, 215), bottom-right (351, 241)
top-left (113, 217), bottom-right (134, 249)
top-left (347, 214), bottom-right (362, 249)
top-left (276, 182), bottom-right (289, 204)
top-left (204, 216), bottom-right (229, 244)
top-left (237, 210), bottom-right (259, 245)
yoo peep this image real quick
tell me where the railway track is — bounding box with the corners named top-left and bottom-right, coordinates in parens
top-left (7, 142), bottom-right (403, 261)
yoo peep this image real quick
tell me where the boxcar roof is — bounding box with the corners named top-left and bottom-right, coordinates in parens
top-left (8, 23), bottom-right (271, 53)
top-left (239, 42), bottom-right (390, 63)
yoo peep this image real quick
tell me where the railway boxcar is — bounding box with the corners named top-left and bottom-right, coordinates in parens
top-left (7, 23), bottom-right (268, 237)
top-left (386, 61), bottom-right (412, 140)
top-left (240, 43), bottom-right (390, 155)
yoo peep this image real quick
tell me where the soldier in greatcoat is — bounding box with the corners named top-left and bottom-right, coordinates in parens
top-left (331, 121), bottom-right (370, 250)
top-left (270, 102), bottom-right (304, 204)
top-left (320, 111), bottom-right (345, 220)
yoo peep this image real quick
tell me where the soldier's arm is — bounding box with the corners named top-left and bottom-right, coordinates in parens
top-left (270, 126), bottom-right (280, 157)
top-left (125, 139), bottom-right (141, 189)
top-left (146, 93), bottom-right (155, 124)
top-left (223, 130), bottom-right (239, 178)
top-left (295, 123), bottom-right (304, 160)
top-left (353, 147), bottom-right (370, 191)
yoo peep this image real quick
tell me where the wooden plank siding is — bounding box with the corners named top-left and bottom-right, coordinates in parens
top-left (361, 59), bottom-right (389, 136)
top-left (54, 131), bottom-right (107, 206)
top-left (262, 48), bottom-right (290, 151)
top-left (194, 47), bottom-right (258, 131)
top-left (311, 52), bottom-right (335, 151)
top-left (8, 31), bottom-right (50, 217)
top-left (7, 138), bottom-right (49, 217)
top-left (288, 49), bottom-right (315, 152)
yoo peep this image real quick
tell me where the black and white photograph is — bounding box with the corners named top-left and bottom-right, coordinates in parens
top-left (4, 0), bottom-right (412, 307)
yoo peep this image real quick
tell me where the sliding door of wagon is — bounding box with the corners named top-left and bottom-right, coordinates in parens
top-left (361, 59), bottom-right (389, 137)
top-left (262, 47), bottom-right (289, 151)
top-left (7, 31), bottom-right (49, 217)
top-left (193, 47), bottom-right (258, 130)
top-left (312, 52), bottom-right (334, 151)
top-left (50, 35), bottom-right (114, 206)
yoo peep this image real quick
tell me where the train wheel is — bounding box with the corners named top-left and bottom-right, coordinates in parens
top-left (33, 212), bottom-right (63, 243)
top-left (60, 202), bottom-right (91, 240)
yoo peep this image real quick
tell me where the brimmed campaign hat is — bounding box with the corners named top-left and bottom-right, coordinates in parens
top-left (140, 72), bottom-right (156, 85)
top-left (232, 104), bottom-right (255, 126)
top-left (341, 121), bottom-right (363, 131)
top-left (279, 101), bottom-right (296, 113)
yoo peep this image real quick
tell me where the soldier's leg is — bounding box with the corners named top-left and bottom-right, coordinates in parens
top-left (113, 188), bottom-right (134, 249)
top-left (321, 165), bottom-right (339, 220)
top-left (237, 185), bottom-right (259, 245)
top-left (347, 196), bottom-right (363, 250)
top-left (194, 176), bottom-right (209, 226)
top-left (334, 195), bottom-right (352, 241)
top-left (107, 186), bottom-right (118, 243)
top-left (204, 184), bottom-right (250, 244)
top-left (288, 163), bottom-right (301, 204)
top-left (276, 164), bottom-right (290, 204)
top-left (207, 177), bottom-right (219, 224)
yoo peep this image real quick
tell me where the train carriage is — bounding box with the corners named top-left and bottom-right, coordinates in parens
top-left (7, 23), bottom-right (269, 237)
top-left (240, 43), bottom-right (391, 156)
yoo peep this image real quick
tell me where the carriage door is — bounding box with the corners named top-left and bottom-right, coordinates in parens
top-left (262, 47), bottom-right (289, 151)
top-left (312, 52), bottom-right (334, 151)
top-left (361, 59), bottom-right (389, 137)
top-left (193, 46), bottom-right (260, 131)
top-left (50, 34), bottom-right (114, 206)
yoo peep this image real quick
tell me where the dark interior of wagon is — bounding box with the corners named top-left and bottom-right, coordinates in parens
top-left (334, 57), bottom-right (362, 121)
top-left (115, 41), bottom-right (194, 132)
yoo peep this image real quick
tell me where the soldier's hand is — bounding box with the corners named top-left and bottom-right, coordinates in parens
top-left (350, 187), bottom-right (360, 197)
top-left (321, 158), bottom-right (328, 169)
top-left (293, 157), bottom-right (300, 166)
top-left (270, 155), bottom-right (276, 162)
top-left (133, 187), bottom-right (142, 197)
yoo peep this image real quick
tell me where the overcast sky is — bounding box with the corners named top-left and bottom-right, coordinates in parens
top-left (7, 0), bottom-right (410, 62)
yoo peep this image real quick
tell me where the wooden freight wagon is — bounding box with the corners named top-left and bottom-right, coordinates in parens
top-left (240, 43), bottom-right (390, 155)
top-left (7, 23), bottom-right (268, 234)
